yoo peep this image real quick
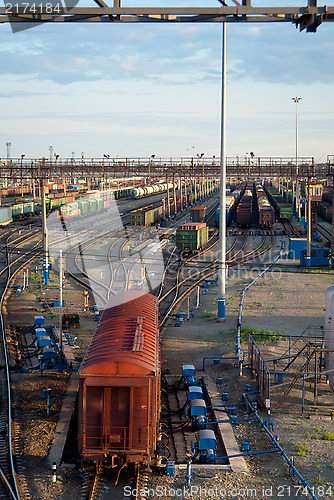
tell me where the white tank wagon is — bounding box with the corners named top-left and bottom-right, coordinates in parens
top-left (324, 286), bottom-right (334, 389)
top-left (131, 182), bottom-right (176, 199)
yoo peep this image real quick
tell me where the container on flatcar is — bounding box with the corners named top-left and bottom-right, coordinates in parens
top-left (191, 206), bottom-right (207, 223)
top-left (318, 201), bottom-right (332, 222)
top-left (176, 222), bottom-right (208, 251)
top-left (78, 291), bottom-right (160, 467)
top-left (130, 205), bottom-right (162, 226)
top-left (0, 206), bottom-right (13, 226)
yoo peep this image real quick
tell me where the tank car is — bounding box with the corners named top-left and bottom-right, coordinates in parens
top-left (78, 291), bottom-right (160, 467)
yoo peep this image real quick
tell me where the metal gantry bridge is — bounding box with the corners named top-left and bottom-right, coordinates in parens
top-left (0, 0), bottom-right (333, 32)
top-left (0, 155), bottom-right (324, 183)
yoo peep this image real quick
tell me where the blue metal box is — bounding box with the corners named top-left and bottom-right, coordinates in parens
top-left (183, 364), bottom-right (196, 377)
top-left (43, 347), bottom-right (56, 360)
top-left (166, 461), bottom-right (175, 476)
top-left (188, 386), bottom-right (203, 401)
top-left (34, 315), bottom-right (45, 326)
top-left (198, 429), bottom-right (216, 451)
top-left (35, 328), bottom-right (47, 338)
top-left (300, 246), bottom-right (330, 267)
top-left (38, 336), bottom-right (52, 348)
top-left (190, 399), bottom-right (206, 417)
top-left (288, 237), bottom-right (307, 259)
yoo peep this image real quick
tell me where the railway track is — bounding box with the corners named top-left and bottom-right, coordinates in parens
top-left (159, 232), bottom-right (275, 326)
top-left (80, 463), bottom-right (140, 500)
top-left (0, 228), bottom-right (44, 500)
top-left (317, 222), bottom-right (332, 243)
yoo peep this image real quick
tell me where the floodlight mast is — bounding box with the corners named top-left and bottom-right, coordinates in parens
top-left (0, 1), bottom-right (333, 31)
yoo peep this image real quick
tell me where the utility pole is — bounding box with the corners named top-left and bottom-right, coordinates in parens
top-left (292, 97), bottom-right (302, 217)
top-left (166, 174), bottom-right (171, 221)
top-left (59, 249), bottom-right (63, 371)
top-left (40, 176), bottom-right (49, 284)
top-left (306, 179), bottom-right (312, 269)
top-left (218, 22), bottom-right (227, 321)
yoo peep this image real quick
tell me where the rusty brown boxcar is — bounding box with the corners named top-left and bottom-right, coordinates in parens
top-left (78, 291), bottom-right (160, 467)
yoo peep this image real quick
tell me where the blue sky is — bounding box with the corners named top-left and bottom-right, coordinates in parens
top-left (0, 0), bottom-right (333, 161)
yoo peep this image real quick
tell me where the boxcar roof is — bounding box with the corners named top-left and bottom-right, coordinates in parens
top-left (80, 291), bottom-right (159, 376)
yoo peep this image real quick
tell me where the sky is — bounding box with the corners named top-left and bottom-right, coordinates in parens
top-left (0, 0), bottom-right (333, 162)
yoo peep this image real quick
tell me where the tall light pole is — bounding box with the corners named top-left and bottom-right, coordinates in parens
top-left (6, 141), bottom-right (11, 162)
top-left (292, 97), bottom-right (302, 218)
top-left (218, 22), bottom-right (227, 322)
top-left (20, 154), bottom-right (25, 196)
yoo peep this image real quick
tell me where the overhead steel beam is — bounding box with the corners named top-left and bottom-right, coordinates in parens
top-left (0, 2), bottom-right (333, 31)
top-left (0, 156), bottom-right (320, 181)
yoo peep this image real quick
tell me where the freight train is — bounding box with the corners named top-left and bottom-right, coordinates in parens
top-left (236, 187), bottom-right (253, 226)
top-left (255, 185), bottom-right (275, 228)
top-left (130, 182), bottom-right (177, 199)
top-left (0, 189), bottom-right (119, 227)
top-left (0, 194), bottom-right (80, 226)
top-left (318, 186), bottom-right (333, 222)
top-left (264, 185), bottom-right (293, 219)
top-left (78, 291), bottom-right (161, 467)
top-left (215, 185), bottom-right (245, 227)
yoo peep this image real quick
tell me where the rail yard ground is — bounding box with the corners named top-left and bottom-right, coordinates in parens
top-left (3, 235), bottom-right (334, 500)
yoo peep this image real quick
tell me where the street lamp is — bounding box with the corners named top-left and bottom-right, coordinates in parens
top-left (148, 154), bottom-right (155, 179)
top-left (197, 153), bottom-right (205, 199)
top-left (6, 141), bottom-right (11, 161)
top-left (292, 97), bottom-right (302, 217)
top-left (20, 154), bottom-right (25, 196)
top-left (218, 22), bottom-right (227, 323)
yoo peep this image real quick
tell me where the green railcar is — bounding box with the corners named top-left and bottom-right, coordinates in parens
top-left (96, 198), bottom-right (104, 212)
top-left (130, 205), bottom-right (162, 226)
top-left (265, 186), bottom-right (293, 219)
top-left (12, 204), bottom-right (23, 217)
top-left (176, 225), bottom-right (208, 251)
top-left (23, 202), bottom-right (34, 215)
top-left (87, 199), bottom-right (97, 213)
top-left (78, 199), bottom-right (90, 216)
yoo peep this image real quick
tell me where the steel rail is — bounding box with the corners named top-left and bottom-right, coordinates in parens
top-left (159, 234), bottom-right (278, 327)
top-left (0, 234), bottom-right (44, 500)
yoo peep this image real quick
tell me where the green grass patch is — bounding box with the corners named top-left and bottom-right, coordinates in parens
top-left (236, 326), bottom-right (282, 344)
top-left (310, 475), bottom-right (325, 486)
top-left (200, 310), bottom-right (217, 320)
top-left (295, 442), bottom-right (308, 457)
top-left (311, 431), bottom-right (334, 441)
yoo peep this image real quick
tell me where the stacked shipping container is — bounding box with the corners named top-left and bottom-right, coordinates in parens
top-left (176, 222), bottom-right (208, 251)
top-left (130, 205), bottom-right (163, 226)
